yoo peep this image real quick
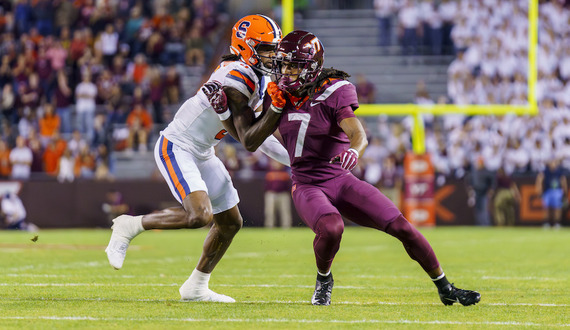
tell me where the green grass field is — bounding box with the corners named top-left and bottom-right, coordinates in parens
top-left (0, 226), bottom-right (568, 329)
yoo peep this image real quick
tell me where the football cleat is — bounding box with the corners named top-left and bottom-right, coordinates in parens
top-left (439, 283), bottom-right (481, 306)
top-left (311, 273), bottom-right (334, 306)
top-left (105, 215), bottom-right (141, 270)
top-left (179, 281), bottom-right (235, 303)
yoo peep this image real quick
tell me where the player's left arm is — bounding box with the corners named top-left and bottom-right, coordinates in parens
top-left (339, 115), bottom-right (368, 157)
top-left (330, 114), bottom-right (368, 171)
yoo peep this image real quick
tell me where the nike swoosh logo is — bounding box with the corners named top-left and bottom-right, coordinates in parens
top-left (444, 297), bottom-right (460, 303)
top-left (310, 102), bottom-right (321, 107)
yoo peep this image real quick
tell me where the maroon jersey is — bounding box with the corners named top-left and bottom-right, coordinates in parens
top-left (272, 79), bottom-right (359, 184)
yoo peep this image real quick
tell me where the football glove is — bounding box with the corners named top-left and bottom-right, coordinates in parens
top-left (330, 148), bottom-right (359, 171)
top-left (202, 80), bottom-right (229, 120)
top-left (267, 82), bottom-right (286, 114)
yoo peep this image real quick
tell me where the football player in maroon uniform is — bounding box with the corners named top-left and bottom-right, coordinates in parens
top-left (205, 30), bottom-right (481, 307)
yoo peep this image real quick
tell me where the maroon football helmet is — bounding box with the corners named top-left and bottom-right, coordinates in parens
top-left (273, 30), bottom-right (324, 92)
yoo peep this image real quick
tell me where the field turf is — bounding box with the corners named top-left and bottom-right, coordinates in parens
top-left (0, 226), bottom-right (568, 329)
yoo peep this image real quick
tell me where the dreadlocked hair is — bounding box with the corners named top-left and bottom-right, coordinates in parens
top-left (298, 68), bottom-right (350, 100)
top-left (221, 54), bottom-right (240, 62)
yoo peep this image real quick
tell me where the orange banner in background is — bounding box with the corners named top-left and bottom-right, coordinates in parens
top-left (403, 153), bottom-right (435, 227)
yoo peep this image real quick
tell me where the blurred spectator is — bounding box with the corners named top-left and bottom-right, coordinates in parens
top-left (163, 26), bottom-right (185, 65)
top-left (127, 53), bottom-right (148, 85)
top-left (536, 158), bottom-right (567, 229)
top-left (46, 39), bottom-right (68, 72)
top-left (14, 0), bottom-right (32, 36)
top-left (415, 80), bottom-right (434, 105)
top-left (56, 147), bottom-right (74, 183)
top-left (126, 103), bottom-right (152, 153)
top-left (1, 83), bottom-right (16, 124)
top-left (374, 0), bottom-right (397, 47)
top-left (438, 0), bottom-right (457, 55)
top-left (75, 71), bottom-right (97, 142)
top-left (123, 6), bottom-right (144, 45)
top-left (21, 72), bottom-right (43, 114)
top-left (493, 167), bottom-right (521, 227)
top-left (422, 0), bottom-right (443, 55)
top-left (29, 136), bottom-right (43, 175)
top-left (466, 157), bottom-right (496, 226)
top-left (35, 46), bottom-right (54, 100)
top-left (68, 130), bottom-right (87, 156)
top-left (184, 24), bottom-right (206, 67)
top-left (100, 23), bottom-right (119, 67)
top-left (94, 143), bottom-right (113, 180)
top-left (1, 191), bottom-right (37, 231)
top-left (38, 103), bottom-right (60, 147)
top-left (53, 0), bottom-right (77, 34)
top-left (0, 55), bottom-right (13, 91)
top-left (148, 66), bottom-right (164, 123)
top-left (54, 70), bottom-right (73, 134)
top-left (69, 29), bottom-right (87, 63)
top-left (163, 66), bottom-right (180, 104)
top-left (398, 0), bottom-right (419, 56)
top-left (102, 189), bottom-right (129, 224)
top-left (92, 113), bottom-right (109, 148)
top-left (355, 73), bottom-right (376, 104)
top-left (9, 135), bottom-right (32, 180)
top-left (43, 138), bottom-right (63, 176)
top-left (32, 0), bottom-right (54, 36)
top-left (74, 144), bottom-right (95, 178)
top-left (264, 159), bottom-right (292, 229)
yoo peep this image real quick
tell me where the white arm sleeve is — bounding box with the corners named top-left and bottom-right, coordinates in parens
top-left (258, 134), bottom-right (290, 167)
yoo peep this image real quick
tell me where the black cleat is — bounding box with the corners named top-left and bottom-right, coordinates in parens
top-left (311, 273), bottom-right (334, 306)
top-left (439, 283), bottom-right (481, 306)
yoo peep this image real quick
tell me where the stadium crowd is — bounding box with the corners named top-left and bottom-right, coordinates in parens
top-left (0, 0), bottom-right (227, 181)
top-left (0, 0), bottom-right (569, 192)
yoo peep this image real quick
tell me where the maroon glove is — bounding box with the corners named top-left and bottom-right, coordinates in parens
top-left (330, 148), bottom-right (359, 171)
top-left (202, 80), bottom-right (229, 120)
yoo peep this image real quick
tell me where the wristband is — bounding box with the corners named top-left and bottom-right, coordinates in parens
top-left (217, 110), bottom-right (231, 121)
top-left (270, 104), bottom-right (283, 114)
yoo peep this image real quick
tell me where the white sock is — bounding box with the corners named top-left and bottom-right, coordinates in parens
top-left (318, 270), bottom-right (331, 277)
top-left (127, 215), bottom-right (145, 237)
top-left (186, 269), bottom-right (210, 289)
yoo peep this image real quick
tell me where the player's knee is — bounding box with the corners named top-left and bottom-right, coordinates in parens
top-left (386, 214), bottom-right (418, 241)
top-left (316, 213), bottom-right (344, 241)
top-left (185, 208), bottom-right (213, 228)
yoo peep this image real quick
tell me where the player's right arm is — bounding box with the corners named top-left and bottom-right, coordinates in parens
top-left (223, 86), bottom-right (282, 151)
top-left (203, 80), bottom-right (285, 152)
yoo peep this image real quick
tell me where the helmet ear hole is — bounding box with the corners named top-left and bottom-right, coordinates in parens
top-left (238, 45), bottom-right (245, 51)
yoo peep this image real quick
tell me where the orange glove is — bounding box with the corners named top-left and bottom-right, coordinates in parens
top-left (267, 82), bottom-right (286, 113)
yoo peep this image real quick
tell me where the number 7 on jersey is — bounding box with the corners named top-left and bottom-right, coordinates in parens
top-left (288, 113), bottom-right (311, 158)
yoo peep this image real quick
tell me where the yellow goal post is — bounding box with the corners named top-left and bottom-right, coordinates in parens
top-left (281, 0), bottom-right (538, 154)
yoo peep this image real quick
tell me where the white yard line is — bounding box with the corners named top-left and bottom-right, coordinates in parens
top-left (0, 316), bottom-right (568, 327)
top-left (2, 295), bottom-right (568, 307)
top-left (4, 273), bottom-right (565, 281)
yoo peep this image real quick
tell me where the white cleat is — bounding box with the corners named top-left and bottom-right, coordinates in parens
top-left (179, 283), bottom-right (235, 303)
top-left (105, 215), bottom-right (139, 270)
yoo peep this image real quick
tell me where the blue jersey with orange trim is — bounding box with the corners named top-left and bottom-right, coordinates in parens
top-left (162, 60), bottom-right (263, 160)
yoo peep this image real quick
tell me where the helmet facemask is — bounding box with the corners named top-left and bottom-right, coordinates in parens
top-left (273, 53), bottom-right (321, 93)
top-left (251, 42), bottom-right (278, 75)
top-left (271, 30), bottom-right (324, 93)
